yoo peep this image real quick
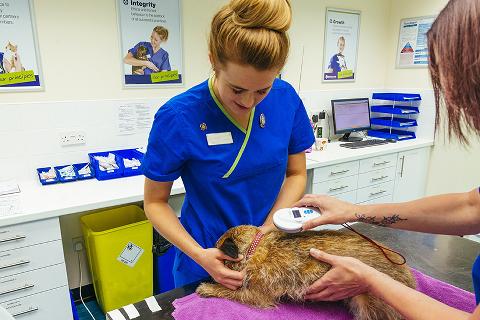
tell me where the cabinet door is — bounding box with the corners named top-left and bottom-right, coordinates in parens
top-left (393, 147), bottom-right (430, 202)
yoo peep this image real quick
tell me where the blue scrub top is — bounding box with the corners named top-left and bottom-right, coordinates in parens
top-left (0, 52), bottom-right (4, 73)
top-left (328, 53), bottom-right (346, 73)
top-left (129, 42), bottom-right (171, 74)
top-left (143, 77), bottom-right (314, 286)
top-left (473, 187), bottom-right (480, 304)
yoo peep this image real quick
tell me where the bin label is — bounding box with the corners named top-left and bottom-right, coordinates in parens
top-left (117, 241), bottom-right (144, 267)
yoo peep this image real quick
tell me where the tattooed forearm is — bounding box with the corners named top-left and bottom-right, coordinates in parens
top-left (355, 213), bottom-right (407, 227)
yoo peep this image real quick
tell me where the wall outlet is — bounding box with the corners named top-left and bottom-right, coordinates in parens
top-left (60, 131), bottom-right (86, 146)
top-left (72, 236), bottom-right (84, 252)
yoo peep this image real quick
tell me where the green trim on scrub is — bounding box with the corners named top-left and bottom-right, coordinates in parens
top-left (207, 75), bottom-right (256, 179)
top-left (208, 75), bottom-right (246, 134)
top-left (222, 109), bottom-right (255, 178)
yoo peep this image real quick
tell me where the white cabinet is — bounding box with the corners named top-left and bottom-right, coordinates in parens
top-left (393, 148), bottom-right (430, 202)
top-left (0, 218), bottom-right (72, 320)
top-left (310, 147), bottom-right (430, 205)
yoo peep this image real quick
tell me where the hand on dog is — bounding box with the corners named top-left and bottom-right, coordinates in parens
top-left (293, 194), bottom-right (357, 230)
top-left (305, 248), bottom-right (377, 301)
top-left (197, 248), bottom-right (245, 291)
top-left (144, 60), bottom-right (160, 72)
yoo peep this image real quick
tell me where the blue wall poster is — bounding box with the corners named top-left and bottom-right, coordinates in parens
top-left (117, 0), bottom-right (183, 87)
top-left (396, 16), bottom-right (435, 68)
top-left (0, 0), bottom-right (43, 91)
top-left (322, 8), bottom-right (360, 82)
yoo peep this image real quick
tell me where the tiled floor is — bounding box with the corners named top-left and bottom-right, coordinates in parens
top-left (76, 299), bottom-right (105, 320)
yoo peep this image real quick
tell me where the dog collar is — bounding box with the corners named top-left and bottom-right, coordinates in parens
top-left (245, 231), bottom-right (264, 259)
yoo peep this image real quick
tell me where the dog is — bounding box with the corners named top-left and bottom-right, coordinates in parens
top-left (196, 225), bottom-right (416, 320)
top-left (132, 45), bottom-right (148, 75)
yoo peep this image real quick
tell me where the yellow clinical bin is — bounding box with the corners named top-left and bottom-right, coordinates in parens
top-left (80, 205), bottom-right (153, 312)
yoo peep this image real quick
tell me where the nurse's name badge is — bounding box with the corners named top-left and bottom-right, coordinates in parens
top-left (259, 113), bottom-right (266, 128)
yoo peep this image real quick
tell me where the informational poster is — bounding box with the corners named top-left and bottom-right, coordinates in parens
top-left (322, 8), bottom-right (360, 82)
top-left (0, 0), bottom-right (43, 91)
top-left (117, 0), bottom-right (183, 87)
top-left (396, 16), bottom-right (435, 68)
top-left (117, 102), bottom-right (152, 135)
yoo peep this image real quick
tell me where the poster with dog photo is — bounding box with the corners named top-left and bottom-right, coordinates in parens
top-left (117, 0), bottom-right (183, 87)
top-left (0, 0), bottom-right (43, 91)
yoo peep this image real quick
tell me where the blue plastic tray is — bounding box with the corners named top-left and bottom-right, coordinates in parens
top-left (37, 167), bottom-right (59, 185)
top-left (371, 117), bottom-right (417, 128)
top-left (113, 149), bottom-right (144, 177)
top-left (88, 152), bottom-right (123, 180)
top-left (55, 165), bottom-right (78, 183)
top-left (371, 105), bottom-right (419, 115)
top-left (372, 93), bottom-right (421, 101)
top-left (73, 163), bottom-right (94, 180)
top-left (367, 129), bottom-right (416, 141)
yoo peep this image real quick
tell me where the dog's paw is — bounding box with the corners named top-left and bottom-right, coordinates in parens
top-left (196, 283), bottom-right (220, 297)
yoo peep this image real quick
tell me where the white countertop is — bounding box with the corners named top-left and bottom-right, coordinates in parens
top-left (0, 138), bottom-right (433, 227)
top-left (305, 138), bottom-right (434, 165)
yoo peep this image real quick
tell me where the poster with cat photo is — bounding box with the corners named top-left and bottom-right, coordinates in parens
top-left (117, 0), bottom-right (183, 88)
top-left (0, 0), bottom-right (43, 91)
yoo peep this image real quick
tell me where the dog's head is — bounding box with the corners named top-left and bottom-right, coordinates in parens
top-left (5, 41), bottom-right (17, 53)
top-left (216, 225), bottom-right (259, 271)
top-left (135, 45), bottom-right (148, 60)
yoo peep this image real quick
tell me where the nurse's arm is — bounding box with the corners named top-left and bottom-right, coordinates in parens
top-left (3, 58), bottom-right (12, 73)
top-left (144, 178), bottom-right (244, 290)
top-left (262, 152), bottom-right (308, 229)
top-left (123, 51), bottom-right (149, 67)
top-left (144, 178), bottom-right (203, 261)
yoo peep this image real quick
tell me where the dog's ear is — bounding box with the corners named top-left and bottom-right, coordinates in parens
top-left (219, 238), bottom-right (239, 259)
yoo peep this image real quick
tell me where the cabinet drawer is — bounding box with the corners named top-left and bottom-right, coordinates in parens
top-left (0, 263), bottom-right (68, 303)
top-left (359, 194), bottom-right (393, 204)
top-left (356, 181), bottom-right (395, 203)
top-left (0, 240), bottom-right (65, 278)
top-left (312, 175), bottom-right (358, 196)
top-left (313, 161), bottom-right (359, 183)
top-left (359, 154), bottom-right (397, 173)
top-left (0, 286), bottom-right (72, 320)
top-left (357, 167), bottom-right (396, 188)
top-left (0, 218), bottom-right (61, 252)
top-left (334, 190), bottom-right (357, 203)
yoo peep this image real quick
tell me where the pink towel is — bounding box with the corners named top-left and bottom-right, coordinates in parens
top-left (172, 269), bottom-right (476, 320)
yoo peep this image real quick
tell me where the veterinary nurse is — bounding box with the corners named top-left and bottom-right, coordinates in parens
top-left (143, 0), bottom-right (314, 289)
top-left (296, 1), bottom-right (480, 319)
top-left (123, 26), bottom-right (171, 75)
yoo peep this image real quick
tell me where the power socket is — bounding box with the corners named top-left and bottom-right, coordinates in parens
top-left (60, 131), bottom-right (86, 147)
top-left (72, 236), bottom-right (84, 252)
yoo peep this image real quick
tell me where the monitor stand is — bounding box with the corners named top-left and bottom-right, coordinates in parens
top-left (339, 132), bottom-right (363, 142)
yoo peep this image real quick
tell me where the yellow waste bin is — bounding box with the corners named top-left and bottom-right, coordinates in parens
top-left (80, 205), bottom-right (153, 312)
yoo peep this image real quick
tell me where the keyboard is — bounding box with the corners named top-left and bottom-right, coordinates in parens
top-left (339, 139), bottom-right (390, 149)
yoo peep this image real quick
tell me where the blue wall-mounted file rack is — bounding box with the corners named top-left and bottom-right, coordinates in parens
top-left (368, 92), bottom-right (421, 141)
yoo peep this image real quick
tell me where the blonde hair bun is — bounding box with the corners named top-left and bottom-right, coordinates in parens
top-left (229, 0), bottom-right (291, 32)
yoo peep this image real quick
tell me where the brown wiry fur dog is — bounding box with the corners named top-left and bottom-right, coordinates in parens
top-left (196, 225), bottom-right (415, 320)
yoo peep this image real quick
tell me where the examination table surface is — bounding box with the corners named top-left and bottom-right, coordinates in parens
top-left (107, 223), bottom-right (480, 319)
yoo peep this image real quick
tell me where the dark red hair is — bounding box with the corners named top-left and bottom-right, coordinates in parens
top-left (427, 0), bottom-right (480, 144)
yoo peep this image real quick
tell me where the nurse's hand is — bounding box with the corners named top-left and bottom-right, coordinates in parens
top-left (144, 61), bottom-right (159, 72)
top-left (305, 248), bottom-right (376, 301)
top-left (293, 194), bottom-right (357, 230)
top-left (197, 248), bottom-right (245, 290)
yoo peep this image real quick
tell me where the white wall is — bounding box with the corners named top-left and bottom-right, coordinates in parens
top-left (385, 0), bottom-right (480, 194)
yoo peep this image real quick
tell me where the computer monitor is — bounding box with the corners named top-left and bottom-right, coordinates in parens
top-left (331, 98), bottom-right (371, 142)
